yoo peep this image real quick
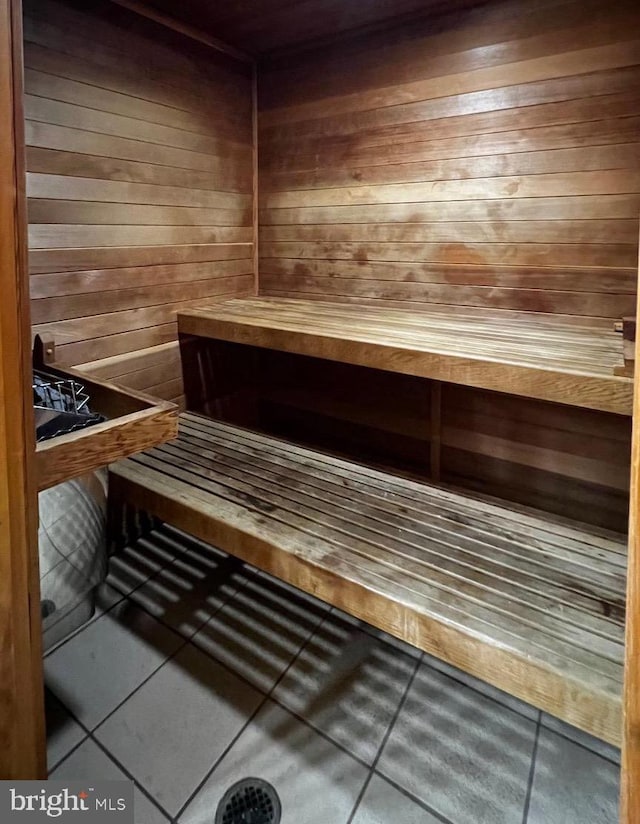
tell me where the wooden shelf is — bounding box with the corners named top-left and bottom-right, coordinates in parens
top-left (179, 298), bottom-right (634, 415)
top-left (36, 364), bottom-right (178, 491)
top-left (111, 413), bottom-right (627, 744)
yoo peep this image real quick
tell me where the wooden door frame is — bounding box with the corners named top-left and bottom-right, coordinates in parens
top-left (0, 0), bottom-right (46, 779)
top-left (622, 226), bottom-right (640, 823)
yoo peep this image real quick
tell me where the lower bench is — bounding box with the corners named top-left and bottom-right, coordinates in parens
top-left (109, 412), bottom-right (627, 745)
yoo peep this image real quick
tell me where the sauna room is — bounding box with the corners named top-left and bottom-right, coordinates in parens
top-left (1, 0), bottom-right (639, 821)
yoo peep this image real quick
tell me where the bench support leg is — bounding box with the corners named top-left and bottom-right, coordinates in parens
top-left (107, 483), bottom-right (158, 552)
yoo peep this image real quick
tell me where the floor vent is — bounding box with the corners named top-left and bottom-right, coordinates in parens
top-left (215, 778), bottom-right (282, 824)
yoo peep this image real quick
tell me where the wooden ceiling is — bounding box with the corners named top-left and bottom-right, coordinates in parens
top-left (141, 0), bottom-right (463, 56)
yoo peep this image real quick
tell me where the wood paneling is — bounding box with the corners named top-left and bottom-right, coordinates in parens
top-left (259, 0), bottom-right (640, 321)
top-left (77, 342), bottom-right (186, 406)
top-left (109, 0), bottom-right (253, 64)
top-left (179, 335), bottom-right (435, 478)
top-left (257, 0), bottom-right (637, 534)
top-left (441, 386), bottom-right (631, 532)
top-left (141, 0), bottom-right (470, 56)
top-left (24, 0), bottom-right (255, 398)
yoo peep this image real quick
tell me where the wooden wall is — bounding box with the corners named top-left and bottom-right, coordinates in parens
top-left (24, 0), bottom-right (255, 405)
top-left (142, 0), bottom-right (466, 56)
top-left (440, 385), bottom-right (631, 531)
top-left (258, 0), bottom-right (637, 531)
top-left (259, 0), bottom-right (640, 320)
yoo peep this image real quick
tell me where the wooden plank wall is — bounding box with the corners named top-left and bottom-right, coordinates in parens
top-left (259, 0), bottom-right (640, 319)
top-left (258, 0), bottom-right (638, 531)
top-left (441, 386), bottom-right (631, 531)
top-left (24, 0), bottom-right (255, 405)
top-left (141, 0), bottom-right (471, 55)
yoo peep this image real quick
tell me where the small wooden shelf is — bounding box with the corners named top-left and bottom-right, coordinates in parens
top-left (35, 364), bottom-right (178, 491)
top-left (179, 298), bottom-right (633, 415)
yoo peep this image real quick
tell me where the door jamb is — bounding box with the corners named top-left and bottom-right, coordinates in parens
top-left (0, 0), bottom-right (46, 780)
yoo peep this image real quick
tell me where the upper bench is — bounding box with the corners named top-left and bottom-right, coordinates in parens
top-left (178, 298), bottom-right (633, 415)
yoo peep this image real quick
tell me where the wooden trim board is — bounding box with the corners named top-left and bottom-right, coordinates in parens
top-left (108, 0), bottom-right (253, 63)
top-left (0, 0), bottom-right (45, 779)
top-left (252, 62), bottom-right (259, 296)
top-left (35, 364), bottom-right (178, 491)
top-left (622, 225), bottom-right (640, 824)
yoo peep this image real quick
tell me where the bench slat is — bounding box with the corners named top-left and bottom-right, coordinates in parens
top-left (166, 430), bottom-right (625, 629)
top-left (110, 412), bottom-right (627, 745)
top-left (136, 446), bottom-right (622, 663)
top-left (179, 417), bottom-right (627, 574)
top-left (180, 415), bottom-right (627, 557)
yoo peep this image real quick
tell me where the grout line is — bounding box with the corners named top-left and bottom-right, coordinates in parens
top-left (343, 758), bottom-right (373, 818)
top-left (346, 653), bottom-right (424, 824)
top-left (43, 529), bottom-right (182, 659)
top-left (50, 553), bottom-right (258, 740)
top-left (45, 522), bottom-right (244, 656)
top-left (521, 711), bottom-right (542, 824)
top-left (48, 537), bottom-right (620, 781)
top-left (147, 594), bottom-right (430, 778)
top-left (420, 661), bottom-right (540, 723)
top-left (171, 696), bottom-right (272, 821)
top-left (371, 653), bottom-right (422, 769)
top-left (258, 607), bottom-right (375, 771)
top-left (134, 596), bottom-right (417, 776)
top-left (48, 611), bottom-right (391, 782)
top-left (364, 650), bottom-right (535, 824)
top-left (356, 620), bottom-right (540, 725)
top-left (48, 636), bottom-right (188, 763)
top-left (369, 771), bottom-right (457, 824)
top-left (43, 586), bottom-right (122, 659)
top-left (264, 697), bottom-right (372, 772)
top-left (89, 734), bottom-right (174, 822)
top-left (92, 571), bottom-right (260, 732)
top-left (536, 717), bottom-right (620, 766)
top-left (172, 591), bottom-right (331, 821)
top-left (48, 701), bottom-right (173, 821)
top-left (47, 559), bottom-right (263, 814)
top-left (121, 569), bottom-right (327, 702)
top-left (49, 576), bottom-right (541, 823)
top-left (47, 731), bottom-right (91, 775)
top-left (47, 535), bottom-right (621, 824)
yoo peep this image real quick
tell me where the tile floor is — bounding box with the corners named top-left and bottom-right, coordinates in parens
top-left (44, 525), bottom-right (621, 824)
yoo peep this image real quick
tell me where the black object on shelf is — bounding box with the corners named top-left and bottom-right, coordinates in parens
top-left (32, 336), bottom-right (106, 442)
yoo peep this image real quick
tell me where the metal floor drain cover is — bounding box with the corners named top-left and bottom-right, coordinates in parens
top-left (215, 778), bottom-right (281, 824)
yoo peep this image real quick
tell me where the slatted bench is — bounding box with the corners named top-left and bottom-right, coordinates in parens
top-left (178, 297), bottom-right (633, 415)
top-left (110, 412), bottom-right (627, 746)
